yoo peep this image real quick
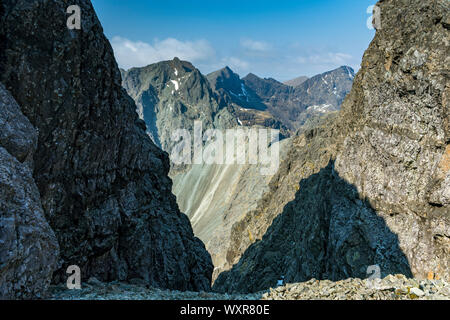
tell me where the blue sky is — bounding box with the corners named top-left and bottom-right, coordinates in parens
top-left (91, 0), bottom-right (377, 81)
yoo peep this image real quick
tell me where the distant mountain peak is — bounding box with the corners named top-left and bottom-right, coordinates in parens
top-left (284, 76), bottom-right (309, 87)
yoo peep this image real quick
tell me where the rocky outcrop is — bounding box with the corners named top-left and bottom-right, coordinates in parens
top-left (334, 0), bottom-right (449, 282)
top-left (284, 76), bottom-right (309, 87)
top-left (0, 84), bottom-right (59, 299)
top-left (214, 0), bottom-right (449, 293)
top-left (0, 0), bottom-right (212, 291)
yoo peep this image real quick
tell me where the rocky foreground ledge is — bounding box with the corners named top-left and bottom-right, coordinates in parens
top-left (50, 275), bottom-right (449, 300)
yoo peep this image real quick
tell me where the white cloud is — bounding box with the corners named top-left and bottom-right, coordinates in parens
top-left (240, 38), bottom-right (271, 53)
top-left (111, 37), bottom-right (216, 70)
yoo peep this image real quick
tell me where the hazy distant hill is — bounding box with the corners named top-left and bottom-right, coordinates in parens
top-left (284, 75), bottom-right (309, 87)
top-left (121, 58), bottom-right (238, 153)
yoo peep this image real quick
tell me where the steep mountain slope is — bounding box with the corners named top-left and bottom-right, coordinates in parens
top-left (242, 66), bottom-right (355, 130)
top-left (122, 58), bottom-right (238, 153)
top-left (172, 137), bottom-right (291, 281)
top-left (215, 0), bottom-right (449, 293)
top-left (0, 84), bottom-right (59, 299)
top-left (0, 0), bottom-right (212, 292)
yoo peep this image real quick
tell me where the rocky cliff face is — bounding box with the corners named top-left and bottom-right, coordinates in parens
top-left (0, 84), bottom-right (59, 299)
top-left (0, 0), bottom-right (212, 292)
top-left (119, 52), bottom-right (356, 286)
top-left (334, 0), bottom-right (449, 282)
top-left (214, 0), bottom-right (449, 293)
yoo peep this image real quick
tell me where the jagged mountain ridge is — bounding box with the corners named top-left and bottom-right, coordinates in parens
top-left (122, 61), bottom-right (354, 152)
top-left (121, 58), bottom-right (238, 153)
top-left (214, 0), bottom-right (449, 293)
top-left (242, 66), bottom-right (355, 130)
top-left (0, 0), bottom-right (213, 297)
top-left (0, 84), bottom-right (59, 299)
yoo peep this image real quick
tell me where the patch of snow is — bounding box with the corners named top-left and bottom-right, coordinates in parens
top-left (346, 67), bottom-right (354, 79)
top-left (237, 118), bottom-right (243, 126)
top-left (174, 68), bottom-right (178, 76)
top-left (241, 83), bottom-right (250, 102)
top-left (170, 80), bottom-right (179, 91)
top-left (308, 104), bottom-right (334, 113)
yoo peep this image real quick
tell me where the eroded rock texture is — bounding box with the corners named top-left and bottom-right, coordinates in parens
top-left (0, 0), bottom-right (212, 291)
top-left (214, 0), bottom-right (449, 293)
top-left (0, 84), bottom-right (59, 299)
top-left (335, 0), bottom-right (449, 284)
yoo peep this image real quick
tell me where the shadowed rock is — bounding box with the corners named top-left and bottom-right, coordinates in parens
top-left (214, 161), bottom-right (413, 293)
top-left (0, 84), bottom-right (59, 299)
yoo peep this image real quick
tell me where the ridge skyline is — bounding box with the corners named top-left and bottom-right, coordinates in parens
top-left (121, 57), bottom-right (354, 86)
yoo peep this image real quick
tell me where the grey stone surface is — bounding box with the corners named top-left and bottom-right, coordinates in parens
top-left (0, 84), bottom-right (59, 299)
top-left (0, 0), bottom-right (212, 291)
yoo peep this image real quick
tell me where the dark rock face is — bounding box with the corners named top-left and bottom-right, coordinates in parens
top-left (214, 0), bottom-right (449, 293)
top-left (0, 0), bottom-right (212, 291)
top-left (0, 84), bottom-right (59, 299)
